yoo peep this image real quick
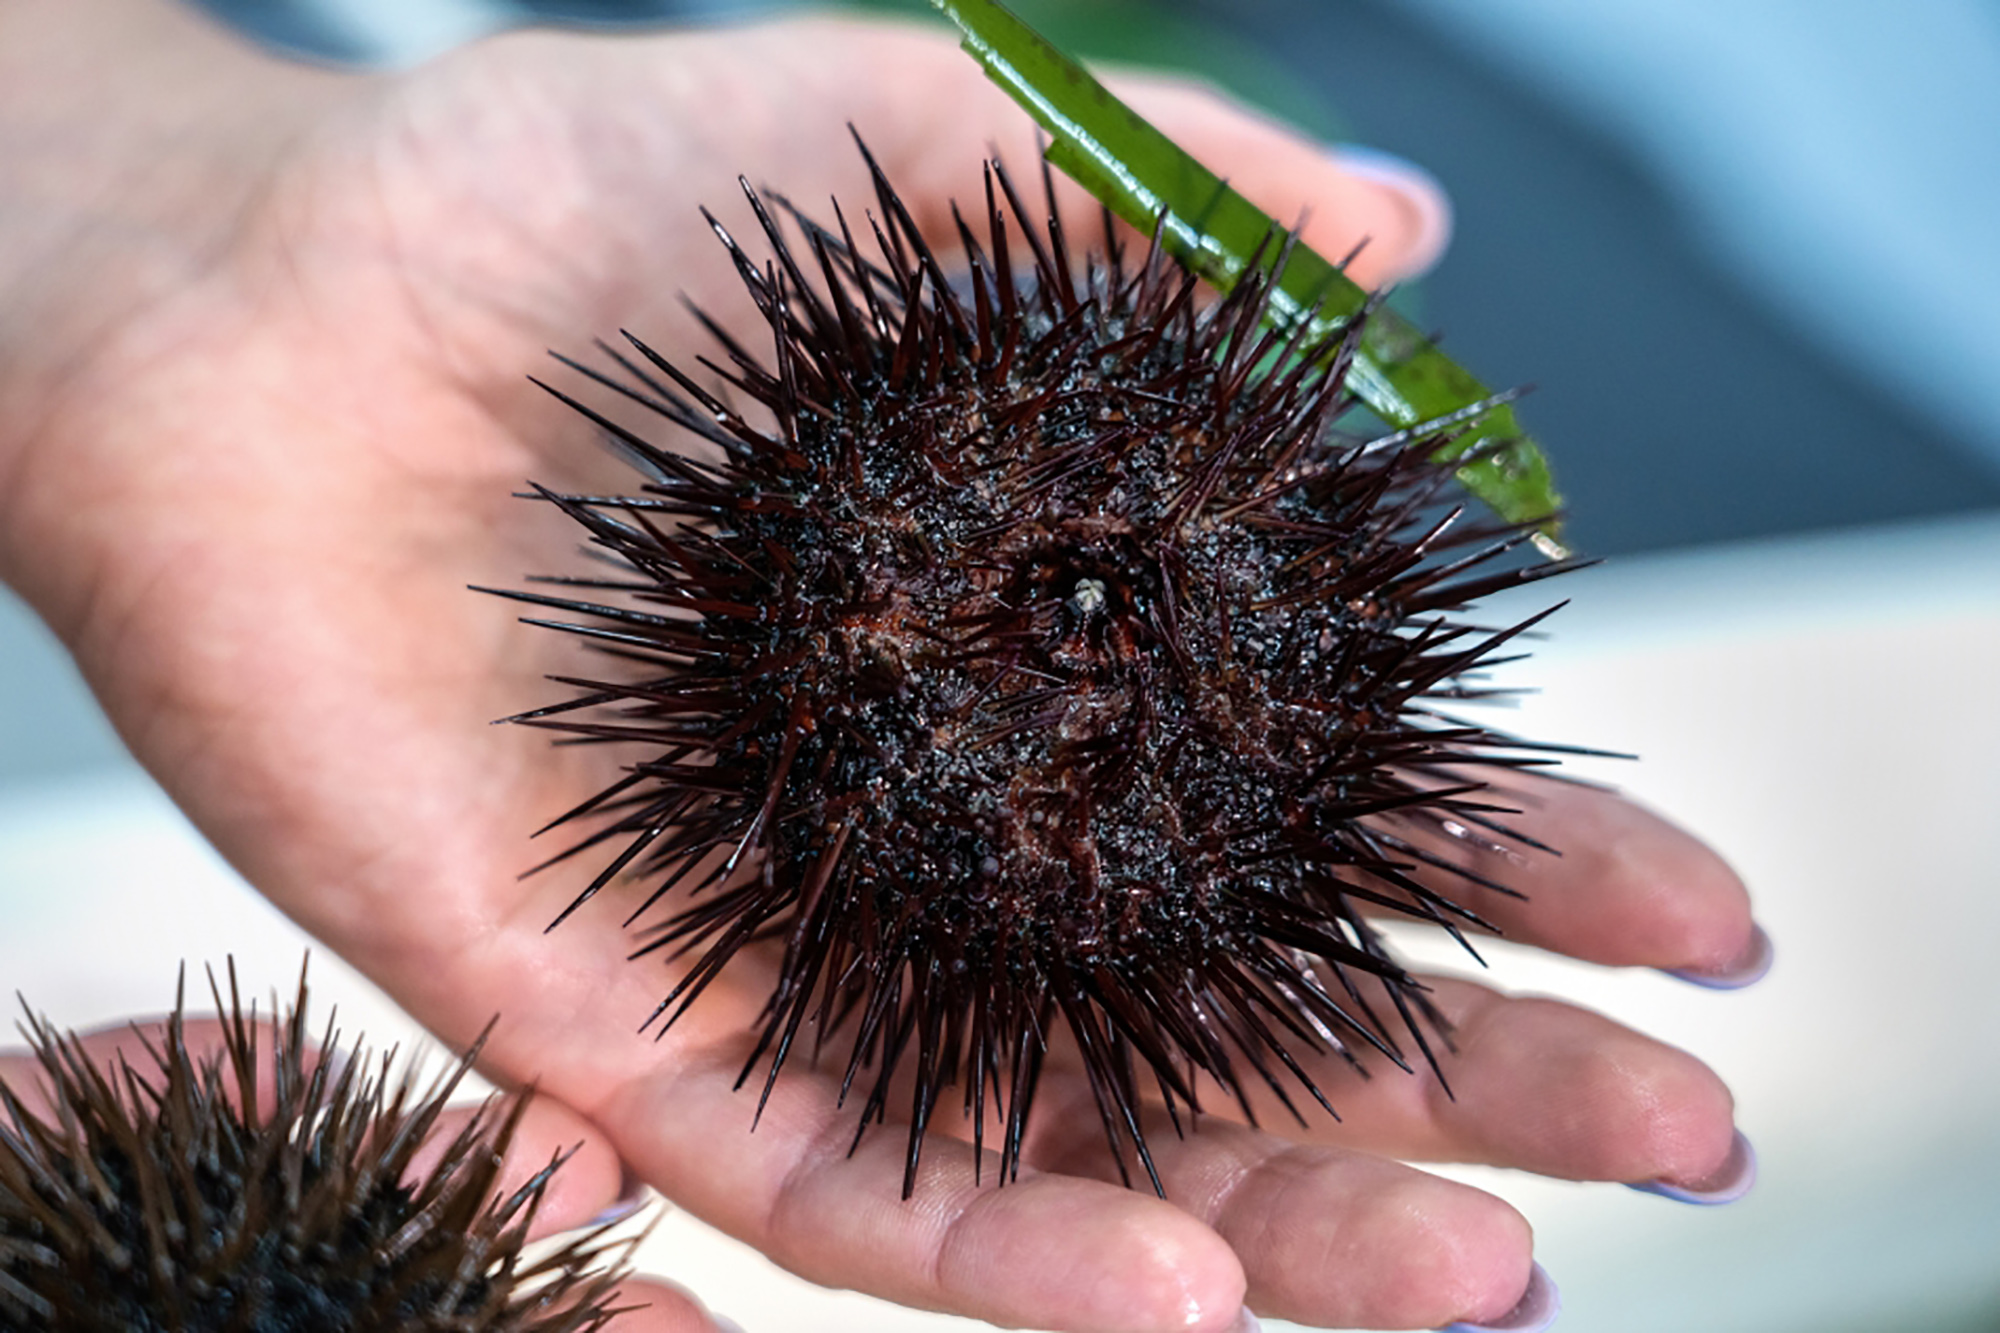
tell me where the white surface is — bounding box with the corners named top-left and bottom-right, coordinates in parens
top-left (3, 511), bottom-right (1997, 1332)
top-left (0, 583), bottom-right (129, 788)
top-left (1356, 510), bottom-right (2000, 1332)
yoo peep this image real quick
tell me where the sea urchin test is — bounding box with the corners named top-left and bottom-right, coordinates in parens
top-left (498, 147), bottom-right (1579, 1196)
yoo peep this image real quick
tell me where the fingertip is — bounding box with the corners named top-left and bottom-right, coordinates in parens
top-left (1431, 983), bottom-right (1737, 1190)
top-left (936, 1180), bottom-right (1248, 1333)
top-left (1157, 1124), bottom-right (1531, 1331)
top-left (1603, 797), bottom-right (1757, 973)
top-left (1627, 1127), bottom-right (1758, 1206)
top-left (1571, 1032), bottom-right (1739, 1189)
top-left (1326, 143), bottom-right (1455, 281)
top-left (602, 1276), bottom-right (740, 1333)
top-left (1109, 77), bottom-right (1454, 289)
top-left (1367, 1175), bottom-right (1535, 1331)
top-left (407, 1094), bottom-right (627, 1240)
top-left (1437, 1262), bottom-right (1560, 1333)
top-left (1664, 922), bottom-right (1774, 990)
top-left (585, 1162), bottom-right (656, 1229)
top-left (1447, 777), bottom-right (1758, 974)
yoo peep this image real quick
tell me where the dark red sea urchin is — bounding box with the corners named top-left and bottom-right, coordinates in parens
top-left (500, 144), bottom-right (1582, 1196)
top-left (0, 964), bottom-right (633, 1332)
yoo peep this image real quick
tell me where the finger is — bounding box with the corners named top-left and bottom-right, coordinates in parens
top-left (411, 1092), bottom-right (633, 1242)
top-left (594, 1050), bottom-right (1251, 1333)
top-left (1009, 967), bottom-right (1739, 1200)
top-left (500, 15), bottom-right (1450, 350)
top-left (1014, 971), bottom-right (1734, 1326)
top-left (1113, 73), bottom-right (1453, 284)
top-left (1379, 772), bottom-right (1761, 977)
top-left (1174, 974), bottom-right (1740, 1193)
top-left (391, 16), bottom-right (1455, 513)
top-left (782, 17), bottom-right (1451, 287)
top-left (602, 1277), bottom-right (738, 1333)
top-left (1041, 1110), bottom-right (1533, 1332)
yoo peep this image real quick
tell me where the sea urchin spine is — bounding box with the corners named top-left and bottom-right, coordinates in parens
top-left (0, 962), bottom-right (635, 1331)
top-left (499, 142), bottom-right (1582, 1196)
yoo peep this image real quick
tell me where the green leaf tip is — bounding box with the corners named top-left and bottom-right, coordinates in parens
top-left (927, 0), bottom-right (1567, 555)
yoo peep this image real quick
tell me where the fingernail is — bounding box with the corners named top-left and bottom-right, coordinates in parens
top-left (1627, 1129), bottom-right (1757, 1206)
top-left (709, 1316), bottom-right (747, 1333)
top-left (1437, 1262), bottom-right (1560, 1332)
top-left (1665, 924), bottom-right (1774, 990)
top-left (586, 1165), bottom-right (653, 1229)
top-left (1327, 143), bottom-right (1454, 280)
top-left (1228, 1308), bottom-right (1264, 1333)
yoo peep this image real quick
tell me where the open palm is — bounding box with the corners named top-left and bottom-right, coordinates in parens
top-left (1, 11), bottom-right (1759, 1331)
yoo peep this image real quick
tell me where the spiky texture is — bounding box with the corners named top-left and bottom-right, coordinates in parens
top-left (499, 144), bottom-right (1581, 1195)
top-left (0, 964), bottom-right (634, 1331)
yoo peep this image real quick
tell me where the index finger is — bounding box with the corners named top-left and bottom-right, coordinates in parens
top-left (1377, 771), bottom-right (1762, 977)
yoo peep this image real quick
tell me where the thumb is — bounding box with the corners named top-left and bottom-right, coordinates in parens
top-left (618, 15), bottom-right (1452, 293)
top-left (1122, 73), bottom-right (1454, 285)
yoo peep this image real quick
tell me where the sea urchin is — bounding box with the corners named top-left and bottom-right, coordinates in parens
top-left (0, 963), bottom-right (634, 1331)
top-left (500, 142), bottom-right (1579, 1196)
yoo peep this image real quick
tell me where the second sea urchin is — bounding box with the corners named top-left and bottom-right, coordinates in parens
top-left (0, 963), bottom-right (634, 1331)
top-left (501, 143), bottom-right (1580, 1195)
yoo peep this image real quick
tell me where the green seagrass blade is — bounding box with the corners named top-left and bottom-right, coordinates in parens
top-left (929, 0), bottom-right (1567, 555)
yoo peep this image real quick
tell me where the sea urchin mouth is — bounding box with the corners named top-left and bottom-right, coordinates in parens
top-left (498, 140), bottom-right (1580, 1196)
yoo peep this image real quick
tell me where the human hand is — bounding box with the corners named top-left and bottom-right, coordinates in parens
top-left (0, 3), bottom-right (1761, 1329)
